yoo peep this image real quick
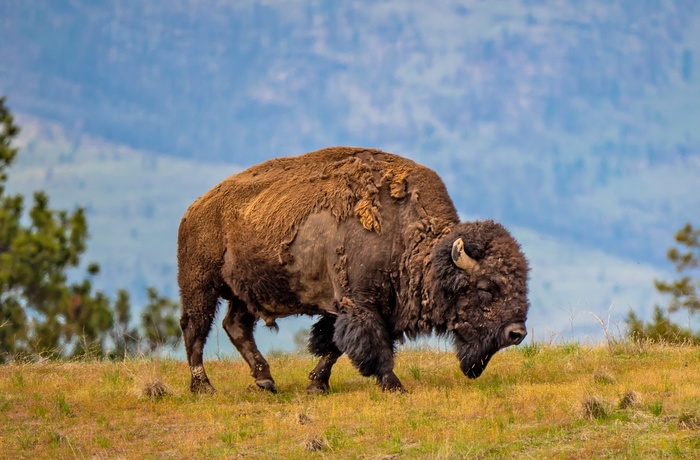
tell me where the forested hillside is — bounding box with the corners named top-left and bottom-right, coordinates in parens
top-left (1, 0), bottom-right (698, 346)
top-left (2, 0), bottom-right (698, 264)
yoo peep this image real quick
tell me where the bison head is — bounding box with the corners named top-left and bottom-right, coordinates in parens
top-left (430, 220), bottom-right (529, 379)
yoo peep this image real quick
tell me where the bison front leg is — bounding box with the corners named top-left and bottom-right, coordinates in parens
top-left (306, 315), bottom-right (343, 394)
top-left (333, 303), bottom-right (405, 393)
top-left (222, 299), bottom-right (277, 393)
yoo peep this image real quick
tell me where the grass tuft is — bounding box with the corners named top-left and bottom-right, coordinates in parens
top-left (593, 368), bottom-right (616, 385)
top-left (297, 412), bottom-right (312, 425)
top-left (618, 390), bottom-right (642, 409)
top-left (139, 378), bottom-right (171, 400)
top-left (649, 401), bottom-right (664, 417)
top-left (47, 431), bottom-right (68, 447)
top-left (409, 364), bottom-right (421, 380)
top-left (518, 341), bottom-right (541, 357)
top-left (0, 395), bottom-right (11, 412)
top-left (677, 412), bottom-right (700, 430)
top-left (304, 435), bottom-right (326, 452)
top-left (582, 395), bottom-right (611, 420)
top-left (55, 393), bottom-right (72, 417)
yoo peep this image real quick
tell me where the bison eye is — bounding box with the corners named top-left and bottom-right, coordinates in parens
top-left (477, 289), bottom-right (493, 309)
top-left (476, 279), bottom-right (499, 294)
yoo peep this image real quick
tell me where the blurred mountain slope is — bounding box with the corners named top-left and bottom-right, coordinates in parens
top-left (1, 1), bottom-right (697, 267)
top-left (6, 115), bottom-right (667, 346)
top-left (1, 1), bottom-right (698, 346)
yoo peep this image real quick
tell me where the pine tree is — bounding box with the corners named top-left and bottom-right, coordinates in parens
top-left (0, 97), bottom-right (27, 355)
top-left (626, 222), bottom-right (700, 343)
top-left (0, 97), bottom-right (117, 359)
top-left (655, 223), bottom-right (700, 316)
top-left (140, 287), bottom-right (181, 353)
top-left (1, 96), bottom-right (182, 360)
top-left (109, 289), bottom-right (141, 359)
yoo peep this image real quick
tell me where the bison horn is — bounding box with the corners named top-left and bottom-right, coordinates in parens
top-left (451, 238), bottom-right (479, 271)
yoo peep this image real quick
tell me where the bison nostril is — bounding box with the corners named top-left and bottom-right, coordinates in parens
top-left (504, 323), bottom-right (527, 345)
top-left (509, 330), bottom-right (524, 343)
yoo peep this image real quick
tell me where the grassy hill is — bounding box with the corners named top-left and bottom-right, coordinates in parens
top-left (1, 343), bottom-right (699, 458)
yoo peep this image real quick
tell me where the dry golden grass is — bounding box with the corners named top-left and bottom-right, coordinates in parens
top-left (1, 342), bottom-right (699, 459)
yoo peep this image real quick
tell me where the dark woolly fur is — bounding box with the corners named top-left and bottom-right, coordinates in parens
top-left (332, 299), bottom-right (397, 378)
top-left (308, 316), bottom-right (340, 357)
top-left (427, 220), bottom-right (530, 377)
top-left (178, 146), bottom-right (530, 393)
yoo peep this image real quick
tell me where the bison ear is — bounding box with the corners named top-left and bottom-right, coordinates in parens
top-left (451, 238), bottom-right (479, 272)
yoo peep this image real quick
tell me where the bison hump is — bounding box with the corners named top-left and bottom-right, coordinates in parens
top-left (211, 146), bottom-right (457, 258)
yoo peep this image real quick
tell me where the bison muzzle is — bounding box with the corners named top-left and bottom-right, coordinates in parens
top-left (177, 147), bottom-right (530, 394)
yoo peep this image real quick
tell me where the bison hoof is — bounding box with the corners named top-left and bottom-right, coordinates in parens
top-left (306, 381), bottom-right (330, 395)
top-left (255, 379), bottom-right (278, 393)
top-left (381, 373), bottom-right (407, 393)
top-left (383, 384), bottom-right (407, 393)
top-left (191, 380), bottom-right (216, 394)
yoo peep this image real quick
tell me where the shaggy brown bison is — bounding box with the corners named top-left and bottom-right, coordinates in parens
top-left (178, 147), bottom-right (529, 394)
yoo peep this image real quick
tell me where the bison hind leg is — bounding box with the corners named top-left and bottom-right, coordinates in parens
top-left (180, 289), bottom-right (219, 394)
top-left (306, 315), bottom-right (343, 394)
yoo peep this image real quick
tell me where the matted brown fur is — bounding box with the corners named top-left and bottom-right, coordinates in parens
top-left (181, 146), bottom-right (458, 266)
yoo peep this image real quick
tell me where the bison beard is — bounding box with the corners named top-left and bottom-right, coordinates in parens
top-left (177, 146), bottom-right (530, 394)
top-left (454, 330), bottom-right (498, 379)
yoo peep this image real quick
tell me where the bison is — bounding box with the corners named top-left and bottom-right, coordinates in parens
top-left (178, 147), bottom-right (529, 394)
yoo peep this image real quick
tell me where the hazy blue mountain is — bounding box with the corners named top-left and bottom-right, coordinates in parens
top-left (1, 0), bottom-right (699, 350)
top-left (6, 116), bottom-right (668, 352)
